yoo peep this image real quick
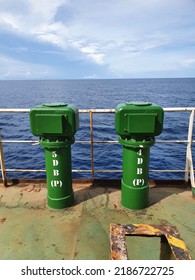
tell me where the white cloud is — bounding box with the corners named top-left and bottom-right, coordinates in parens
top-left (80, 45), bottom-right (104, 64)
top-left (0, 55), bottom-right (53, 79)
top-left (0, 11), bottom-right (20, 30)
top-left (0, 0), bottom-right (68, 38)
top-left (181, 59), bottom-right (195, 67)
top-left (0, 0), bottom-right (195, 77)
top-left (35, 21), bottom-right (69, 48)
top-left (62, 0), bottom-right (195, 76)
top-left (83, 73), bottom-right (99, 79)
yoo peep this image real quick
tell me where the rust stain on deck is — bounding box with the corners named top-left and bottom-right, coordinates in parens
top-left (0, 180), bottom-right (194, 260)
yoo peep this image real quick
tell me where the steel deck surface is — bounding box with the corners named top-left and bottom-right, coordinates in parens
top-left (0, 179), bottom-right (194, 260)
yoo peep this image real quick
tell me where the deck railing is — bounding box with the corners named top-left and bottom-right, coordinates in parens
top-left (0, 108), bottom-right (194, 189)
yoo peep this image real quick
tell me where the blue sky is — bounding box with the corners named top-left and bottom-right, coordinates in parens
top-left (0, 0), bottom-right (195, 79)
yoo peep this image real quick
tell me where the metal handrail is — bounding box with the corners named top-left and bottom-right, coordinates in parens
top-left (0, 107), bottom-right (194, 188)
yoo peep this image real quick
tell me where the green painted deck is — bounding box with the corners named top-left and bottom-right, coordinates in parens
top-left (0, 180), bottom-right (194, 260)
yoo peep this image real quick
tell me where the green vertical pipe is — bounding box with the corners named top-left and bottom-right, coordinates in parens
top-left (43, 144), bottom-right (74, 209)
top-left (121, 145), bottom-right (150, 210)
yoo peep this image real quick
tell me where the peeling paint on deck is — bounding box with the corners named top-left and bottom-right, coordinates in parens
top-left (0, 180), bottom-right (194, 260)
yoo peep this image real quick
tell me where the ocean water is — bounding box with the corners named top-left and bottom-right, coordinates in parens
top-left (0, 78), bottom-right (195, 180)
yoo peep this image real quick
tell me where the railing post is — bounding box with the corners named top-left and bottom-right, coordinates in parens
top-left (0, 131), bottom-right (7, 187)
top-left (185, 109), bottom-right (195, 189)
top-left (89, 111), bottom-right (95, 185)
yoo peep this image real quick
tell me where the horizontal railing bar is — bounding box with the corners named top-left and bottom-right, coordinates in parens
top-left (157, 140), bottom-right (189, 143)
top-left (0, 109), bottom-right (30, 113)
top-left (0, 108), bottom-right (115, 113)
top-left (3, 169), bottom-right (46, 172)
top-left (1, 140), bottom-right (94, 144)
top-left (90, 140), bottom-right (191, 143)
top-left (149, 170), bottom-right (187, 173)
top-left (163, 108), bottom-right (195, 112)
top-left (79, 109), bottom-right (115, 113)
top-left (90, 170), bottom-right (188, 173)
top-left (1, 169), bottom-right (93, 173)
top-left (0, 140), bottom-right (95, 144)
top-left (1, 139), bottom-right (194, 144)
top-left (1, 168), bottom-right (190, 173)
top-left (0, 107), bottom-right (194, 113)
top-left (2, 140), bottom-right (38, 143)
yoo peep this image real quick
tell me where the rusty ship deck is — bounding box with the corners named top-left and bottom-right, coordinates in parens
top-left (0, 178), bottom-right (194, 260)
